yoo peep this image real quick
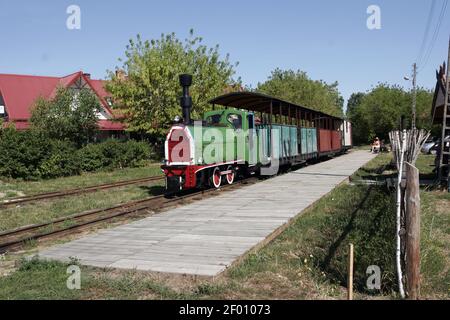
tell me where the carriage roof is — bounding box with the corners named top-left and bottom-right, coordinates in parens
top-left (209, 91), bottom-right (344, 122)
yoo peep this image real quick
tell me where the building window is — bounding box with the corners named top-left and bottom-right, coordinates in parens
top-left (0, 94), bottom-right (6, 118)
top-left (105, 97), bottom-right (113, 107)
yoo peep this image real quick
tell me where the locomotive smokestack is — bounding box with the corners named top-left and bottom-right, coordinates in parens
top-left (179, 74), bottom-right (192, 125)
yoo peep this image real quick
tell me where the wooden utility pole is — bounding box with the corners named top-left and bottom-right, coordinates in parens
top-left (405, 162), bottom-right (421, 299)
top-left (347, 243), bottom-right (354, 300)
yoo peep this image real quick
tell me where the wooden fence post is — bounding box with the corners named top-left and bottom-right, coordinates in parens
top-left (347, 243), bottom-right (354, 300)
top-left (405, 162), bottom-right (421, 299)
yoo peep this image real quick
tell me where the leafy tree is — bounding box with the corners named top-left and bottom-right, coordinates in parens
top-left (30, 87), bottom-right (100, 146)
top-left (256, 68), bottom-right (344, 117)
top-left (348, 84), bottom-right (434, 144)
top-left (414, 88), bottom-right (435, 130)
top-left (346, 92), bottom-right (365, 120)
top-left (105, 30), bottom-right (240, 138)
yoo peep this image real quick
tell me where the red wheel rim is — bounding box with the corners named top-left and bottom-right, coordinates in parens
top-left (226, 165), bottom-right (235, 184)
top-left (212, 167), bottom-right (221, 188)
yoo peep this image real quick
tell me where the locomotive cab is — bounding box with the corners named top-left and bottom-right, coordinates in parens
top-left (162, 108), bottom-right (254, 193)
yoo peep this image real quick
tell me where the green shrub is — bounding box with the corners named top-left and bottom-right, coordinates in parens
top-left (38, 140), bottom-right (80, 178)
top-left (0, 128), bottom-right (77, 180)
top-left (98, 139), bottom-right (124, 168)
top-left (77, 139), bottom-right (151, 172)
top-left (120, 140), bottom-right (152, 167)
top-left (76, 143), bottom-right (106, 172)
top-left (0, 128), bottom-right (152, 180)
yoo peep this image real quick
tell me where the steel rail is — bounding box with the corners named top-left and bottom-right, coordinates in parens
top-left (0, 175), bottom-right (164, 208)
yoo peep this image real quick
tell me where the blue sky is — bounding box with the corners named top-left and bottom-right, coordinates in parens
top-left (0, 0), bottom-right (449, 108)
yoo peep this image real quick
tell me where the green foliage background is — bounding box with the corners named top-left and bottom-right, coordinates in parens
top-left (257, 68), bottom-right (344, 117)
top-left (346, 84), bottom-right (434, 144)
top-left (30, 87), bottom-right (101, 146)
top-left (105, 30), bottom-right (240, 138)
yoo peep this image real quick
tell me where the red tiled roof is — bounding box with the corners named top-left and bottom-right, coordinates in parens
top-left (89, 79), bottom-right (110, 100)
top-left (98, 120), bottom-right (126, 131)
top-left (49, 71), bottom-right (83, 99)
top-left (3, 118), bottom-right (124, 131)
top-left (0, 73), bottom-right (60, 120)
top-left (0, 71), bottom-right (124, 131)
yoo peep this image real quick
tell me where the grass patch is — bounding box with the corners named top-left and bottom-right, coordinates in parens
top-left (420, 189), bottom-right (450, 298)
top-left (0, 182), bottom-right (164, 232)
top-left (0, 257), bottom-right (82, 300)
top-left (0, 164), bottom-right (162, 200)
top-left (0, 257), bottom-right (190, 300)
top-left (83, 271), bottom-right (190, 300)
top-left (415, 154), bottom-right (436, 182)
top-left (352, 145), bottom-right (371, 151)
top-left (226, 183), bottom-right (396, 298)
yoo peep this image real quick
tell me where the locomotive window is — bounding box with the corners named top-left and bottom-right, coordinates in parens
top-left (227, 113), bottom-right (242, 130)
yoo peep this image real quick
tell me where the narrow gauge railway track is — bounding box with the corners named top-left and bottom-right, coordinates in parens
top-left (0, 177), bottom-right (259, 254)
top-left (0, 175), bottom-right (164, 209)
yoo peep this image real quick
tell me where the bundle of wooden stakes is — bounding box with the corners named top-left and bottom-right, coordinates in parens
top-left (388, 128), bottom-right (429, 299)
top-left (389, 129), bottom-right (430, 169)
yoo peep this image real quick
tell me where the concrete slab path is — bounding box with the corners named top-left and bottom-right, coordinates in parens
top-left (37, 150), bottom-right (377, 276)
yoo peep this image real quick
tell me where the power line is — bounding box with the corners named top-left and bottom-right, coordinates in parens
top-left (418, 0), bottom-right (448, 71)
top-left (416, 0), bottom-right (437, 65)
top-left (418, 0), bottom-right (447, 69)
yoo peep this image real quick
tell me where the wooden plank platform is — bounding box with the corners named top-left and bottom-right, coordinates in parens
top-left (37, 150), bottom-right (377, 276)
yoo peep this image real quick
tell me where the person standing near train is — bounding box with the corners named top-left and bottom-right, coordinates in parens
top-left (371, 137), bottom-right (381, 153)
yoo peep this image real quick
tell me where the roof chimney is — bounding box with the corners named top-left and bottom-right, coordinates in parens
top-left (83, 73), bottom-right (91, 79)
top-left (115, 69), bottom-right (127, 81)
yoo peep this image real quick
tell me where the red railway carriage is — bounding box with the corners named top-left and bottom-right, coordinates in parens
top-left (317, 118), bottom-right (344, 154)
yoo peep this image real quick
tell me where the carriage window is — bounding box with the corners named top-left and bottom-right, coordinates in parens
top-left (206, 114), bottom-right (222, 126)
top-left (227, 113), bottom-right (242, 130)
top-left (247, 114), bottom-right (254, 129)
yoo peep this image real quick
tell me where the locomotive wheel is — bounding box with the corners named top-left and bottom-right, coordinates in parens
top-left (210, 167), bottom-right (222, 188)
top-left (225, 165), bottom-right (235, 185)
